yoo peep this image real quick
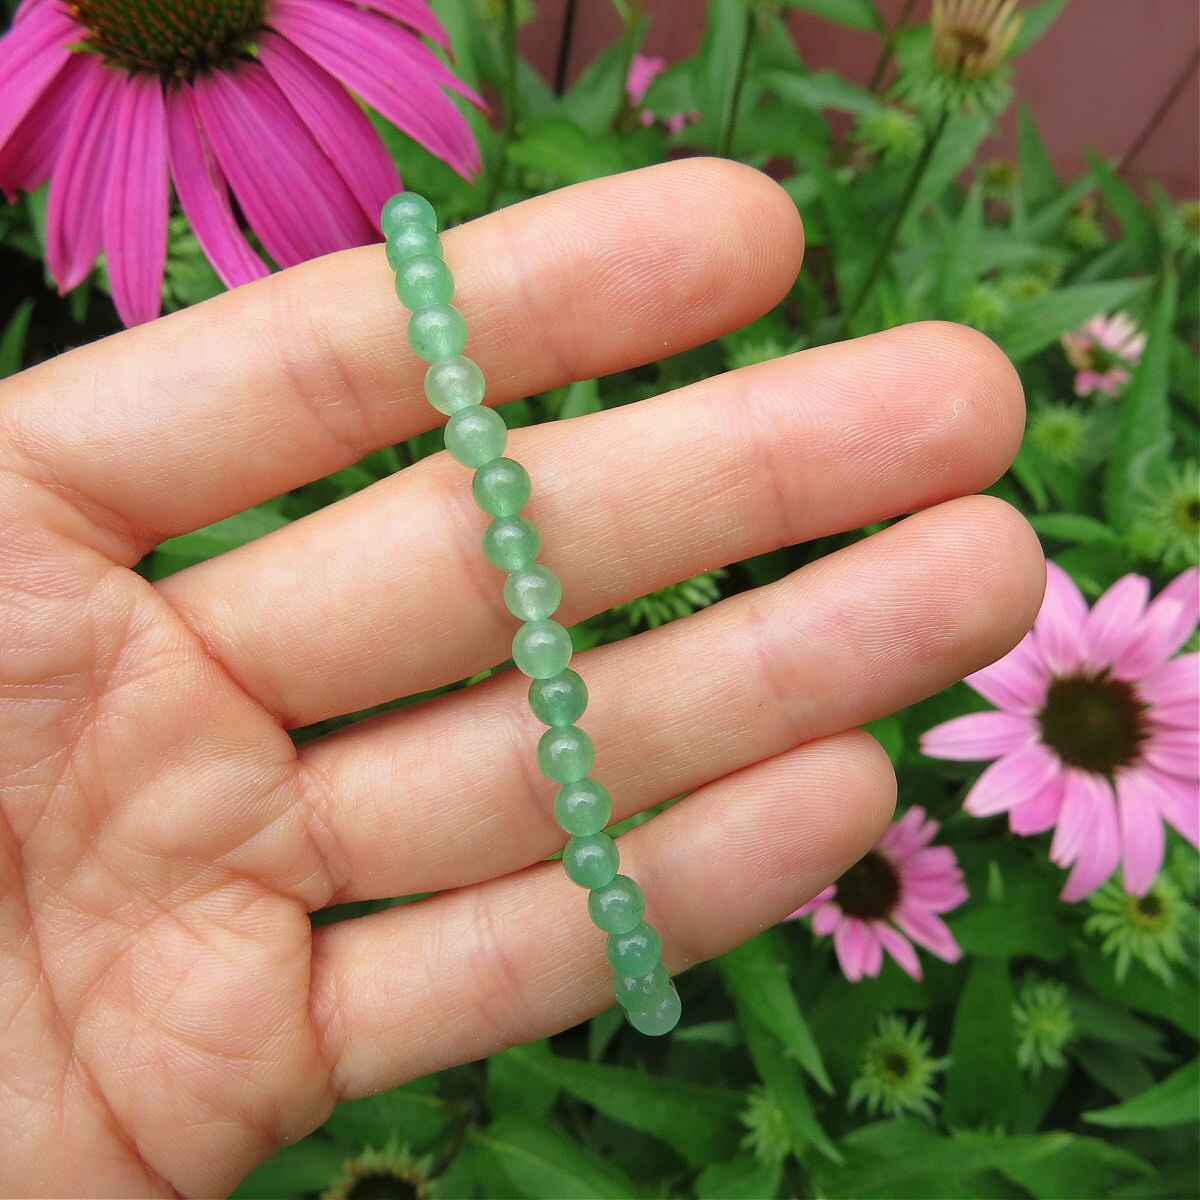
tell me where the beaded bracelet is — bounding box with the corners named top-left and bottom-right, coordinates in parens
top-left (381, 192), bottom-right (681, 1037)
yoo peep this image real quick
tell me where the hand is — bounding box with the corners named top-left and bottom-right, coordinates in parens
top-left (0, 159), bottom-right (1042, 1197)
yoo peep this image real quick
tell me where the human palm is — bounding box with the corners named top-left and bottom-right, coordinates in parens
top-left (0, 160), bottom-right (1042, 1197)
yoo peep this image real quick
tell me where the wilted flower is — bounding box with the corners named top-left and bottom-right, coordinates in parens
top-left (922, 566), bottom-right (1199, 901)
top-left (980, 157), bottom-right (1019, 194)
top-left (849, 1015), bottom-right (946, 1121)
top-left (1013, 976), bottom-right (1075, 1074)
top-left (0, 0), bottom-right (481, 325)
top-left (738, 1085), bottom-right (791, 1165)
top-left (1129, 461), bottom-right (1200, 573)
top-left (1085, 873), bottom-right (1194, 984)
top-left (1027, 403), bottom-right (1092, 466)
top-left (788, 807), bottom-right (967, 982)
top-left (1061, 312), bottom-right (1146, 397)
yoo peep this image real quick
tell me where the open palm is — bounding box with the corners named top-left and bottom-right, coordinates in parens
top-left (0, 160), bottom-right (1042, 1197)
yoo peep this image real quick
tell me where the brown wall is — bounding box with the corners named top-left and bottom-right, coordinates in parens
top-left (519, 0), bottom-right (1200, 198)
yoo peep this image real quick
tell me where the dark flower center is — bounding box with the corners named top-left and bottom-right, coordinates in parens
top-left (883, 1051), bottom-right (911, 1079)
top-left (345, 1173), bottom-right (420, 1200)
top-left (948, 27), bottom-right (992, 58)
top-left (71, 0), bottom-right (266, 78)
top-left (1038, 672), bottom-right (1148, 776)
top-left (1135, 893), bottom-right (1163, 921)
top-left (836, 851), bottom-right (901, 920)
top-left (1181, 497), bottom-right (1200, 528)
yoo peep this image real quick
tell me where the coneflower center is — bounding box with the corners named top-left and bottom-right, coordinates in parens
top-left (72, 0), bottom-right (266, 78)
top-left (1038, 673), bottom-right (1149, 776)
top-left (882, 1051), bottom-right (911, 1079)
top-left (343, 1174), bottom-right (420, 1200)
top-left (836, 851), bottom-right (901, 920)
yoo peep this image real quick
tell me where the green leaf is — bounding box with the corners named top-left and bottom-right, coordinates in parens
top-left (938, 181), bottom-right (984, 314)
top-left (778, 0), bottom-right (880, 30)
top-left (473, 1117), bottom-right (638, 1199)
top-left (323, 1078), bottom-right (452, 1149)
top-left (229, 1137), bottom-right (345, 1199)
top-left (997, 277), bottom-right (1148, 362)
top-left (558, 377), bottom-right (601, 419)
top-left (587, 1003), bottom-right (624, 1061)
top-left (151, 504), bottom-right (290, 575)
top-left (0, 298), bottom-right (34, 378)
top-left (944, 958), bottom-right (1022, 1128)
top-left (696, 1154), bottom-right (784, 1199)
top-left (1000, 1136), bottom-right (1155, 1199)
top-left (1076, 949), bottom-right (1200, 1039)
top-left (561, 25), bottom-right (643, 134)
top-left (1073, 1040), bottom-right (1157, 1100)
top-left (506, 118), bottom-right (630, 184)
top-left (1017, 103), bottom-right (1059, 209)
top-left (1028, 513), bottom-right (1122, 545)
top-left (864, 715), bottom-right (904, 764)
top-left (717, 931), bottom-right (832, 1093)
top-left (949, 871), bottom-right (1072, 960)
top-left (1089, 152), bottom-right (1159, 267)
top-left (761, 67), bottom-right (883, 116)
top-left (1011, 0), bottom-right (1070, 54)
top-left (487, 1041), bottom-right (560, 1119)
top-left (909, 113), bottom-right (991, 225)
top-left (1085, 1059), bottom-right (1200, 1128)
top-left (1069, 990), bottom-right (1173, 1062)
top-left (1103, 266), bottom-right (1177, 528)
top-left (691, 0), bottom-right (751, 150)
top-left (810, 157), bottom-right (874, 303)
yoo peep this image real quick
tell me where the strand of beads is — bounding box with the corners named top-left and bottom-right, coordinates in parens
top-left (381, 192), bottom-right (681, 1037)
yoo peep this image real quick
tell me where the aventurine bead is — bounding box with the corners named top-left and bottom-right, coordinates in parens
top-left (627, 984), bottom-right (682, 1036)
top-left (504, 564), bottom-right (562, 621)
top-left (395, 253), bottom-right (453, 309)
top-left (473, 457), bottom-right (530, 516)
top-left (613, 962), bottom-right (670, 1010)
top-left (563, 833), bottom-right (619, 888)
top-left (444, 405), bottom-right (506, 467)
top-left (554, 778), bottom-right (611, 835)
top-left (512, 619), bottom-right (572, 678)
top-left (529, 669), bottom-right (588, 726)
top-left (537, 724), bottom-right (594, 783)
top-left (483, 516), bottom-right (540, 572)
top-left (381, 192), bottom-right (437, 236)
top-left (426, 356), bottom-right (486, 416)
top-left (588, 874), bottom-right (645, 934)
top-left (385, 221), bottom-right (441, 269)
top-left (607, 921), bottom-right (662, 978)
top-left (408, 305), bottom-right (467, 362)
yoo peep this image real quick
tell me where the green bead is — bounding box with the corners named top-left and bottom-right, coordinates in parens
top-left (613, 962), bottom-right (669, 1011)
top-left (483, 516), bottom-right (540, 572)
top-left (512, 618), bottom-right (572, 678)
top-left (473, 457), bottom-right (530, 517)
top-left (554, 778), bottom-right (611, 835)
top-left (505, 564), bottom-right (562, 621)
top-left (408, 305), bottom-right (467, 362)
top-left (562, 833), bottom-right (619, 889)
top-left (538, 724), bottom-right (594, 783)
top-left (588, 874), bottom-right (644, 934)
top-left (426, 356), bottom-right (486, 416)
top-left (529, 669), bottom-right (588, 726)
top-left (395, 253), bottom-right (453, 308)
top-left (385, 221), bottom-right (441, 269)
top-left (627, 985), bottom-right (681, 1036)
top-left (444, 405), bottom-right (506, 468)
top-left (381, 192), bottom-right (437, 236)
top-left (607, 922), bottom-right (663, 978)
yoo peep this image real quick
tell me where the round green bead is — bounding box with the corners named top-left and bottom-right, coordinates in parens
top-left (426, 356), bottom-right (486, 416)
top-left (444, 405), bottom-right (506, 468)
top-left (613, 962), bottom-right (669, 1011)
top-left (538, 724), bottom-right (594, 783)
top-left (395, 253), bottom-right (453, 309)
top-left (529, 669), bottom-right (588, 726)
top-left (512, 618), bottom-right (572, 678)
top-left (408, 305), bottom-right (467, 362)
top-left (385, 221), bottom-right (441, 270)
top-left (563, 833), bottom-right (619, 889)
top-left (504, 564), bottom-right (562, 621)
top-left (483, 516), bottom-right (540, 572)
top-left (607, 922), bottom-right (662, 978)
top-left (473, 457), bottom-right (530, 517)
top-left (627, 985), bottom-right (681, 1036)
top-left (588, 874), bottom-right (644, 934)
top-left (381, 192), bottom-right (437, 236)
top-left (554, 778), bottom-right (611, 835)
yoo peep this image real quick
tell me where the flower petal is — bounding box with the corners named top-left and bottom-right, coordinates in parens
top-left (1059, 774), bottom-right (1120, 901)
top-left (1008, 771), bottom-right (1065, 835)
top-left (192, 61), bottom-right (376, 270)
top-left (1083, 574), bottom-right (1150, 668)
top-left (964, 633), bottom-right (1050, 713)
top-left (833, 918), bottom-right (872, 982)
top-left (1113, 568), bottom-right (1200, 681)
top-left (0, 0), bottom-right (77, 149)
top-left (811, 902), bottom-right (843, 937)
top-left (920, 710), bottom-right (1037, 762)
top-left (873, 922), bottom-right (922, 980)
top-left (859, 927), bottom-right (884, 978)
top-left (1034, 561), bottom-right (1088, 675)
top-left (1115, 770), bottom-right (1166, 896)
top-left (102, 74), bottom-right (167, 326)
top-left (354, 0), bottom-right (451, 47)
top-left (789, 885), bottom-right (836, 920)
top-left (893, 903), bottom-right (961, 963)
top-left (1137, 652), bottom-right (1199, 727)
top-left (876, 805), bottom-right (934, 859)
top-left (1141, 726), bottom-right (1199, 780)
top-left (1142, 768), bottom-right (1199, 848)
top-left (963, 742), bottom-right (1061, 818)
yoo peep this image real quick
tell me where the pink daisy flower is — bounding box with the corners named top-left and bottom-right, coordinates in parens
top-left (1061, 311), bottom-right (1147, 397)
top-left (787, 807), bottom-right (967, 983)
top-left (0, 0), bottom-right (482, 326)
top-left (922, 565), bottom-right (1200, 901)
top-left (626, 52), bottom-right (665, 107)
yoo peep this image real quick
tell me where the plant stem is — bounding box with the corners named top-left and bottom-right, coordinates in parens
top-left (837, 107), bottom-right (951, 337)
top-left (482, 0), bottom-right (519, 212)
top-left (718, 5), bottom-right (755, 158)
top-left (554, 0), bottom-right (579, 95)
top-left (867, 0), bottom-right (917, 93)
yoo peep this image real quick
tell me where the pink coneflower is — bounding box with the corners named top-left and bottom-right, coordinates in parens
top-left (787, 807), bottom-right (967, 982)
top-left (1061, 312), bottom-right (1146, 397)
top-left (625, 51), bottom-right (699, 135)
top-left (0, 0), bottom-right (482, 325)
top-left (922, 565), bottom-right (1199, 901)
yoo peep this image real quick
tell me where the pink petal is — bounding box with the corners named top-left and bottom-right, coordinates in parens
top-left (1142, 769), bottom-right (1199, 847)
top-left (627, 53), bottom-right (666, 105)
top-left (1009, 771), bottom-right (1065, 835)
top-left (1060, 776), bottom-right (1120, 901)
top-left (166, 85), bottom-right (268, 290)
top-left (1141, 727), bottom-right (1199, 780)
top-left (354, 0), bottom-right (451, 48)
top-left (1113, 568), bottom-right (1200, 681)
top-left (790, 885), bottom-right (836, 919)
top-left (921, 710), bottom-right (1037, 761)
top-left (0, 0), bottom-right (78, 149)
top-left (965, 633), bottom-right (1050, 713)
top-left (1084, 574), bottom-right (1150, 668)
top-left (833, 918), bottom-right (873, 982)
top-left (876, 805), bottom-right (934, 859)
top-left (1049, 768), bottom-right (1104, 867)
top-left (192, 62), bottom-right (376, 270)
top-left (1137, 653), bottom-right (1199, 725)
top-left (102, 74), bottom-right (167, 326)
top-left (893, 904), bottom-right (961, 963)
top-left (873, 922), bottom-right (922, 980)
top-left (811, 902), bottom-right (843, 937)
top-left (859, 927), bottom-right (884, 978)
top-left (258, 32), bottom-right (401, 234)
top-left (963, 743), bottom-right (1062, 818)
top-left (1034, 562), bottom-right (1089, 675)
top-left (45, 58), bottom-right (121, 292)
top-left (271, 0), bottom-right (482, 178)
top-left (1115, 771), bottom-right (1166, 896)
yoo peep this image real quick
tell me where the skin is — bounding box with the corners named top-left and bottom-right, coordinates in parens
top-left (0, 159), bottom-right (1044, 1198)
